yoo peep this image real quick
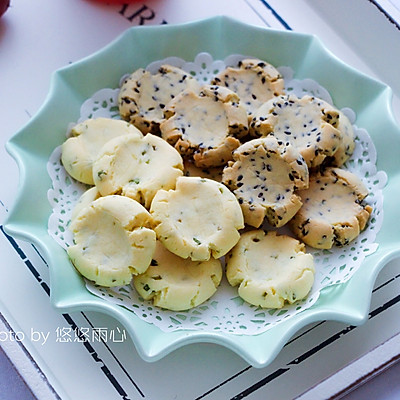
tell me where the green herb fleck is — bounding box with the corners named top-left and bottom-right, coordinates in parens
top-left (193, 237), bottom-right (201, 245)
top-left (97, 170), bottom-right (107, 180)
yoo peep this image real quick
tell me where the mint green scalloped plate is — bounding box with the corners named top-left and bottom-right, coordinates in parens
top-left (4, 17), bottom-right (400, 367)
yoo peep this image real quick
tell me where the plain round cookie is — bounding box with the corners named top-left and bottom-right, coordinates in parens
top-left (211, 58), bottom-right (285, 120)
top-left (249, 94), bottom-right (343, 168)
top-left (150, 176), bottom-right (244, 261)
top-left (160, 85), bottom-right (248, 168)
top-left (92, 133), bottom-right (183, 209)
top-left (289, 167), bottom-right (373, 249)
top-left (222, 136), bottom-right (309, 228)
top-left (118, 65), bottom-right (201, 134)
top-left (133, 241), bottom-right (222, 311)
top-left (61, 118), bottom-right (142, 185)
top-left (226, 230), bottom-right (315, 309)
top-left (67, 195), bottom-right (156, 287)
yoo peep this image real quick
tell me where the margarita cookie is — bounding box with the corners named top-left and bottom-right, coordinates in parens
top-left (61, 118), bottom-right (142, 185)
top-left (329, 111), bottom-right (355, 166)
top-left (133, 241), bottom-right (223, 311)
top-left (249, 94), bottom-right (343, 168)
top-left (70, 186), bottom-right (101, 224)
top-left (222, 136), bottom-right (309, 228)
top-left (211, 58), bottom-right (285, 120)
top-left (226, 230), bottom-right (315, 309)
top-left (150, 176), bottom-right (244, 261)
top-left (183, 160), bottom-right (223, 182)
top-left (160, 85), bottom-right (248, 168)
top-left (118, 65), bottom-right (201, 134)
top-left (289, 167), bottom-right (373, 249)
top-left (92, 133), bottom-right (183, 209)
top-left (67, 195), bottom-right (156, 287)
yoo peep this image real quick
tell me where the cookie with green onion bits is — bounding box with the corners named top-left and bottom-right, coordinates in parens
top-left (68, 195), bottom-right (156, 287)
top-left (61, 117), bottom-right (142, 185)
top-left (92, 133), bottom-right (183, 209)
top-left (150, 176), bottom-right (244, 261)
top-left (133, 241), bottom-right (222, 311)
top-left (226, 230), bottom-right (315, 309)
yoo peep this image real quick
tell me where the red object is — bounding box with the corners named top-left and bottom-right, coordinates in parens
top-left (87, 0), bottom-right (141, 3)
top-left (0, 0), bottom-right (9, 17)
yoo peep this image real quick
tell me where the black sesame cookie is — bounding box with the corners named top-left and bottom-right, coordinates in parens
top-left (226, 230), bottom-right (315, 309)
top-left (160, 85), bottom-right (248, 168)
top-left (211, 58), bottom-right (285, 120)
top-left (118, 65), bottom-right (201, 134)
top-left (133, 241), bottom-right (222, 311)
top-left (328, 111), bottom-right (355, 167)
top-left (289, 167), bottom-right (373, 249)
top-left (249, 94), bottom-right (343, 169)
top-left (222, 136), bottom-right (309, 228)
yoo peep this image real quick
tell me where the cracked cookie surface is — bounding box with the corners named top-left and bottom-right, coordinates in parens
top-left (150, 176), bottom-right (244, 261)
top-left (226, 230), bottom-right (315, 309)
top-left (61, 118), bottom-right (142, 185)
top-left (160, 85), bottom-right (248, 168)
top-left (92, 133), bottom-right (183, 209)
top-left (329, 111), bottom-right (355, 167)
top-left (133, 241), bottom-right (222, 311)
top-left (68, 195), bottom-right (156, 287)
top-left (222, 136), bottom-right (309, 228)
top-left (289, 167), bottom-right (372, 249)
top-left (118, 65), bottom-right (201, 134)
top-left (250, 94), bottom-right (343, 168)
top-left (211, 58), bottom-right (285, 120)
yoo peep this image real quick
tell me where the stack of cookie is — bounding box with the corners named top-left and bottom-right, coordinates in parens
top-left (61, 58), bottom-right (372, 311)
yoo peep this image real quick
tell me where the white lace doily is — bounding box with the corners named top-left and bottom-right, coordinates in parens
top-left (47, 53), bottom-right (387, 335)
